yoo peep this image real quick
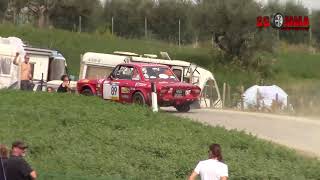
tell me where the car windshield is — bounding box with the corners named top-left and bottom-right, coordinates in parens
top-left (141, 66), bottom-right (178, 81)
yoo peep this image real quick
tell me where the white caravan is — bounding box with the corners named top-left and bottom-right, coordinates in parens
top-left (0, 37), bottom-right (75, 91)
top-left (80, 51), bottom-right (222, 108)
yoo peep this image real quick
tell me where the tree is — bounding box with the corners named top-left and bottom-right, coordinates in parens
top-left (263, 0), bottom-right (309, 44)
top-left (149, 0), bottom-right (194, 42)
top-left (102, 0), bottom-right (195, 42)
top-left (49, 0), bottom-right (102, 31)
top-left (311, 10), bottom-right (320, 46)
top-left (104, 0), bottom-right (130, 36)
top-left (0, 0), bottom-right (9, 20)
top-left (194, 0), bottom-right (275, 68)
top-left (280, 1), bottom-right (309, 44)
top-left (2, 0), bottom-right (101, 31)
top-left (103, 0), bottom-right (155, 38)
top-left (3, 0), bottom-right (28, 23)
top-left (24, 0), bottom-right (58, 28)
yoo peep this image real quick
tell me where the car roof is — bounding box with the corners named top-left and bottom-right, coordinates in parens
top-left (119, 63), bottom-right (169, 68)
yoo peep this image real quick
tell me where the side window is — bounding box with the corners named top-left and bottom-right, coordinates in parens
top-left (115, 66), bottom-right (134, 80)
top-left (85, 65), bottom-right (113, 79)
top-left (111, 66), bottom-right (120, 78)
top-left (132, 68), bottom-right (141, 81)
top-left (0, 56), bottom-right (12, 75)
top-left (172, 69), bottom-right (182, 81)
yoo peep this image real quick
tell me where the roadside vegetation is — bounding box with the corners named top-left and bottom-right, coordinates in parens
top-left (1, 0), bottom-right (320, 97)
top-left (2, 24), bottom-right (320, 115)
top-left (2, 24), bottom-right (319, 85)
top-left (0, 24), bottom-right (212, 76)
top-left (0, 91), bottom-right (320, 180)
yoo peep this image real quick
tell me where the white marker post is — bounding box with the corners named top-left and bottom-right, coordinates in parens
top-left (151, 82), bottom-right (158, 112)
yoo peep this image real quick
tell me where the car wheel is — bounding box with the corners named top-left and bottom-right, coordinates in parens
top-left (81, 88), bottom-right (93, 96)
top-left (175, 104), bottom-right (191, 112)
top-left (132, 92), bottom-right (146, 105)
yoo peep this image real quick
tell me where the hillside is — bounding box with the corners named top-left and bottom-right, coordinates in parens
top-left (3, 25), bottom-right (320, 78)
top-left (0, 91), bottom-right (320, 179)
top-left (2, 25), bottom-right (320, 84)
top-left (1, 24), bottom-right (320, 115)
top-left (0, 24), bottom-right (212, 76)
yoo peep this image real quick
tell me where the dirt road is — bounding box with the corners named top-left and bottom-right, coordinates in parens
top-left (168, 108), bottom-right (320, 157)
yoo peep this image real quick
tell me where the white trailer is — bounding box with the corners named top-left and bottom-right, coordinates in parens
top-left (0, 37), bottom-right (22, 89)
top-left (0, 37), bottom-right (75, 91)
top-left (80, 51), bottom-right (222, 108)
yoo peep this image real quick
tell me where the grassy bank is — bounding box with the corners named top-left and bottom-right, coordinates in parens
top-left (0, 91), bottom-right (319, 179)
top-left (2, 24), bottom-right (320, 115)
top-left (0, 24), bottom-right (212, 76)
top-left (2, 24), bottom-right (320, 85)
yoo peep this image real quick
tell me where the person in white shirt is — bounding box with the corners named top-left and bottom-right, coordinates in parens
top-left (189, 144), bottom-right (228, 180)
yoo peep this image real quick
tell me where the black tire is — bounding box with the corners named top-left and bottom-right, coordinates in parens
top-left (175, 104), bottom-right (191, 112)
top-left (132, 92), bottom-right (146, 105)
top-left (81, 88), bottom-right (93, 96)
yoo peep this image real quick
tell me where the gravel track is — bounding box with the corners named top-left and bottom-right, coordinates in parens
top-left (166, 108), bottom-right (320, 157)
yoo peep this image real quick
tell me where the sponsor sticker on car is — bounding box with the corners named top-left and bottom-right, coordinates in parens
top-left (121, 87), bottom-right (130, 94)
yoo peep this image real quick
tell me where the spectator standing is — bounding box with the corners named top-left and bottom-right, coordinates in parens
top-left (0, 144), bottom-right (8, 180)
top-left (13, 53), bottom-right (33, 91)
top-left (189, 144), bottom-right (228, 180)
top-left (6, 141), bottom-right (37, 180)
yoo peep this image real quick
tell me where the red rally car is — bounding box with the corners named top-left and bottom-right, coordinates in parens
top-left (77, 63), bottom-right (201, 112)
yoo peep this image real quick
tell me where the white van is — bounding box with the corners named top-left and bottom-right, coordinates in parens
top-left (79, 51), bottom-right (222, 108)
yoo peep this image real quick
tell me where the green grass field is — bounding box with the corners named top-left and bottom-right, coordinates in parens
top-left (0, 91), bottom-right (320, 179)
